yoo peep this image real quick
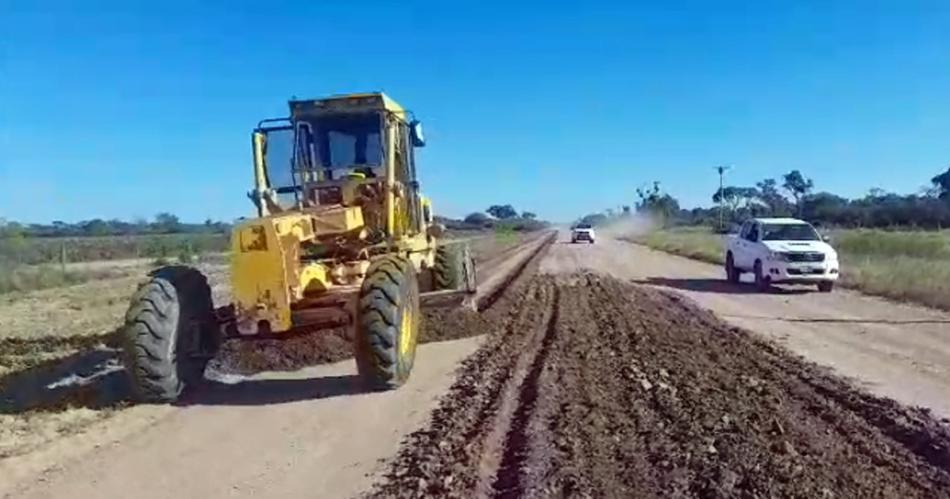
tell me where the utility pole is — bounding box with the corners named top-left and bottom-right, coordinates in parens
top-left (715, 165), bottom-right (731, 231)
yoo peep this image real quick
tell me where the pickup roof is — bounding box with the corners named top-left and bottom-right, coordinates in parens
top-left (725, 218), bottom-right (839, 292)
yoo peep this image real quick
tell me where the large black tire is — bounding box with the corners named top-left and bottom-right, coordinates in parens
top-left (121, 266), bottom-right (219, 402)
top-left (725, 253), bottom-right (741, 284)
top-left (817, 281), bottom-right (835, 293)
top-left (433, 243), bottom-right (475, 292)
top-left (354, 255), bottom-right (421, 390)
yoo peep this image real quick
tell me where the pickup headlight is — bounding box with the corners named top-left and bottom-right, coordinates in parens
top-left (768, 251), bottom-right (789, 262)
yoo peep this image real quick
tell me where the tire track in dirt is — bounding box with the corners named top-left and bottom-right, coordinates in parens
top-left (365, 273), bottom-right (558, 498)
top-left (489, 285), bottom-right (558, 498)
top-left (366, 273), bottom-right (950, 498)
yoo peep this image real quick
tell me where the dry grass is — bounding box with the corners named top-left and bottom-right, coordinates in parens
top-left (632, 226), bottom-right (950, 311)
top-left (0, 263), bottom-right (132, 295)
top-left (0, 258), bottom-right (230, 459)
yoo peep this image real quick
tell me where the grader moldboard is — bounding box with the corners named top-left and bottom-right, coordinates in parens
top-left (121, 93), bottom-right (476, 402)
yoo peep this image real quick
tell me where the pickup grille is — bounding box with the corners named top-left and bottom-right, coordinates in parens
top-left (788, 252), bottom-right (824, 263)
top-left (787, 268), bottom-right (825, 275)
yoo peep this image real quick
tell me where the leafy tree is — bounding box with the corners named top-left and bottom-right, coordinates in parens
top-left (712, 186), bottom-right (743, 213)
top-left (153, 212), bottom-right (181, 233)
top-left (712, 186), bottom-right (763, 220)
top-left (521, 211), bottom-right (537, 220)
top-left (782, 170), bottom-right (814, 216)
top-left (82, 219), bottom-right (112, 236)
top-left (486, 204), bottom-right (518, 219)
top-left (802, 192), bottom-right (851, 224)
top-left (755, 178), bottom-right (791, 216)
top-left (637, 181), bottom-right (681, 222)
top-left (464, 212), bottom-right (492, 226)
top-left (932, 166), bottom-right (950, 201)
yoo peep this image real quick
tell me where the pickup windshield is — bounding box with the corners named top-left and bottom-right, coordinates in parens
top-left (761, 223), bottom-right (820, 241)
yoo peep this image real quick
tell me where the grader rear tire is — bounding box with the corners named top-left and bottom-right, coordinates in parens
top-left (354, 255), bottom-right (420, 390)
top-left (121, 266), bottom-right (219, 402)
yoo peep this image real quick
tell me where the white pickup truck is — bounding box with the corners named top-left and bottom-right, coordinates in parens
top-left (571, 223), bottom-right (596, 244)
top-left (725, 218), bottom-right (839, 292)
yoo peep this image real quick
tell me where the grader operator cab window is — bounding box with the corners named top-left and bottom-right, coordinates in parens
top-left (297, 112), bottom-right (383, 180)
top-left (256, 125), bottom-right (298, 210)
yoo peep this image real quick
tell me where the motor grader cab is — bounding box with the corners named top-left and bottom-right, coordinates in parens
top-left (120, 93), bottom-right (476, 402)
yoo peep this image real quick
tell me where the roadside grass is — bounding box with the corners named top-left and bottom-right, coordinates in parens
top-left (0, 262), bottom-right (132, 295)
top-left (631, 226), bottom-right (950, 311)
top-left (637, 227), bottom-right (725, 265)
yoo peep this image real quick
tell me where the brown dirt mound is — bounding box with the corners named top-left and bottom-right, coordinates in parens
top-left (211, 307), bottom-right (495, 375)
top-left (366, 273), bottom-right (950, 498)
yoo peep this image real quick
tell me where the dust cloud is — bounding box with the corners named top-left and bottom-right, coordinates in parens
top-left (594, 214), bottom-right (657, 240)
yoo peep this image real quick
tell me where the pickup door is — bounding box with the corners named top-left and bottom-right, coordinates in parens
top-left (734, 222), bottom-right (760, 270)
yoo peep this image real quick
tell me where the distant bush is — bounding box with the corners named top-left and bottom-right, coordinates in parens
top-left (438, 214), bottom-right (548, 232)
top-left (0, 233), bottom-right (228, 265)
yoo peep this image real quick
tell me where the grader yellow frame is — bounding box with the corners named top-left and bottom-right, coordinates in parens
top-left (120, 93), bottom-right (475, 402)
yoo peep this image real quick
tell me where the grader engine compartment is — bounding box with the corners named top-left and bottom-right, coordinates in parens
top-left (118, 92), bottom-right (477, 403)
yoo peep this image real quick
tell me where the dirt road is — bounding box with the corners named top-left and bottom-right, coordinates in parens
top-left (542, 233), bottom-right (950, 418)
top-left (368, 252), bottom-right (950, 497)
top-left (0, 233), bottom-right (553, 499)
top-left (6, 229), bottom-right (950, 498)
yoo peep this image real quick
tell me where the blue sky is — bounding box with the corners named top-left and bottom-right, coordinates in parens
top-left (2, 1), bottom-right (949, 224)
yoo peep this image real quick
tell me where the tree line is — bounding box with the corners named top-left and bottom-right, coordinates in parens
top-left (701, 166), bottom-right (950, 229)
top-left (577, 165), bottom-right (950, 230)
top-left (0, 213), bottom-right (232, 239)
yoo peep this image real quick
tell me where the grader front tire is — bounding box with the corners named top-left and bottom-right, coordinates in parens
top-left (121, 266), bottom-right (218, 403)
top-left (354, 256), bottom-right (421, 390)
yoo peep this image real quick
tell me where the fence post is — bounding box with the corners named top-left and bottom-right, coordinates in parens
top-left (60, 242), bottom-right (67, 274)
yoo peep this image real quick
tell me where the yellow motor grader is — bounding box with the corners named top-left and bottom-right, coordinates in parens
top-left (120, 93), bottom-right (476, 402)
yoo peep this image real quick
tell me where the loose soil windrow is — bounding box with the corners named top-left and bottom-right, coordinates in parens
top-left (367, 273), bottom-right (950, 498)
top-left (208, 231), bottom-right (555, 374)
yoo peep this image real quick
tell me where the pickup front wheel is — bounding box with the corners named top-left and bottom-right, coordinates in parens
top-left (753, 260), bottom-right (770, 292)
top-left (725, 253), bottom-right (740, 284)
